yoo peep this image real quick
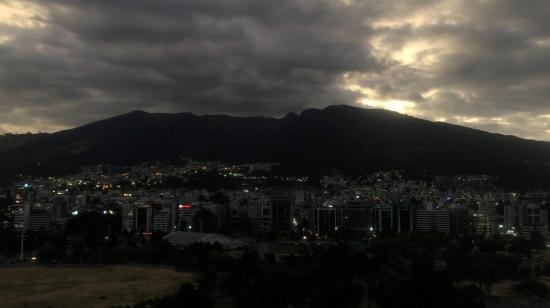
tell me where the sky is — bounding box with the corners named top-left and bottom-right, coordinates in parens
top-left (0, 0), bottom-right (549, 140)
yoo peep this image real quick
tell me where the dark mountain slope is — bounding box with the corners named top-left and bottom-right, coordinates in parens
top-left (1, 105), bottom-right (549, 187)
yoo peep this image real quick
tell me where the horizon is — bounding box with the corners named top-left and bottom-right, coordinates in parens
top-left (1, 104), bottom-right (547, 143)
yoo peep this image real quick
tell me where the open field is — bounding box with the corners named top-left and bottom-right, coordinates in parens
top-left (0, 266), bottom-right (193, 308)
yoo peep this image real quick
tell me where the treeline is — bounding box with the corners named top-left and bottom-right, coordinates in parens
top-left (114, 233), bottom-right (549, 308)
top-left (3, 212), bottom-right (550, 307)
top-left (0, 207), bottom-right (252, 264)
top-left (0, 212), bottom-right (178, 265)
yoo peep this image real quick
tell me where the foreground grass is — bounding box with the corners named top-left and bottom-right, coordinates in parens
top-left (0, 266), bottom-right (193, 308)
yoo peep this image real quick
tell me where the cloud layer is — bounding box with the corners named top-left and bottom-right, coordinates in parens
top-left (0, 0), bottom-right (549, 140)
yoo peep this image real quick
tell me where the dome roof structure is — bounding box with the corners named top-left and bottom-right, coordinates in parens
top-left (163, 231), bottom-right (245, 249)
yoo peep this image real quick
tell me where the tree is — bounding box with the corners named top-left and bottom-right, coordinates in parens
top-left (66, 213), bottom-right (108, 249)
top-left (513, 280), bottom-right (549, 298)
top-left (221, 211), bottom-right (251, 236)
top-left (469, 261), bottom-right (506, 295)
top-left (192, 208), bottom-right (218, 233)
top-left (127, 282), bottom-right (214, 308)
top-left (509, 237), bottom-right (532, 257)
top-left (211, 191), bottom-right (229, 204)
top-left (530, 228), bottom-right (547, 250)
top-left (478, 239), bottom-right (498, 254)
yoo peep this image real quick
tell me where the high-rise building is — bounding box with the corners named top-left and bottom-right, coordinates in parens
top-left (449, 206), bottom-right (471, 234)
top-left (270, 190), bottom-right (295, 232)
top-left (316, 206), bottom-right (335, 234)
top-left (392, 202), bottom-right (415, 232)
top-left (414, 208), bottom-right (454, 234)
top-left (415, 210), bottom-right (432, 232)
top-left (375, 207), bottom-right (393, 233)
top-left (121, 202), bottom-right (135, 232)
top-left (433, 209), bottom-right (450, 234)
top-left (177, 201), bottom-right (194, 231)
top-left (334, 203), bottom-right (376, 233)
top-left (475, 201), bottom-right (503, 235)
top-left (27, 210), bottom-right (54, 232)
top-left (10, 202), bottom-right (29, 231)
top-left (246, 193), bottom-right (272, 233)
top-left (504, 198), bottom-right (549, 239)
top-left (152, 203), bottom-right (177, 233)
top-left (10, 184), bottom-right (36, 231)
top-left (136, 205), bottom-right (152, 233)
top-left (0, 188), bottom-right (12, 228)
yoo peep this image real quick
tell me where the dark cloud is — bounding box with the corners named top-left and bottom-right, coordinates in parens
top-left (0, 0), bottom-right (549, 140)
top-left (0, 0), bottom-right (380, 131)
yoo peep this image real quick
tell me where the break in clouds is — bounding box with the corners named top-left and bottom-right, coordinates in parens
top-left (0, 0), bottom-right (549, 140)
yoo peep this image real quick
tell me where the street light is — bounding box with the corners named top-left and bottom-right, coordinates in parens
top-left (20, 228), bottom-right (25, 261)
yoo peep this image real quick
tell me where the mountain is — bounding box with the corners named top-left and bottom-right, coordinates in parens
top-left (1, 105), bottom-right (550, 187)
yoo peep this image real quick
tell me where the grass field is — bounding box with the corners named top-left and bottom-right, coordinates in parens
top-left (0, 266), bottom-right (193, 308)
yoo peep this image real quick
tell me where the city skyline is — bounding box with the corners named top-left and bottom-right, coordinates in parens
top-left (0, 0), bottom-right (549, 140)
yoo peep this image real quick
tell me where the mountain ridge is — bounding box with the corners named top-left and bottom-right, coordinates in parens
top-left (1, 104), bottom-right (549, 188)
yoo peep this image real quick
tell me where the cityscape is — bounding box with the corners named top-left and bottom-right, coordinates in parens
top-left (2, 158), bottom-right (550, 307)
top-left (2, 0), bottom-right (550, 307)
top-left (4, 160), bottom-right (548, 243)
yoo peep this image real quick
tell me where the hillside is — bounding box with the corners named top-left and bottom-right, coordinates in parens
top-left (1, 105), bottom-right (549, 187)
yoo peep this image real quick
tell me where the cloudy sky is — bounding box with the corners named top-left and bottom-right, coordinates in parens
top-left (0, 0), bottom-right (549, 140)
